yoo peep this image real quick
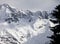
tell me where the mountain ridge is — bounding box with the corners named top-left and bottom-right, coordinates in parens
top-left (0, 3), bottom-right (55, 44)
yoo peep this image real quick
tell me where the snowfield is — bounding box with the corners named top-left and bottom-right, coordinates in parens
top-left (0, 4), bottom-right (56, 44)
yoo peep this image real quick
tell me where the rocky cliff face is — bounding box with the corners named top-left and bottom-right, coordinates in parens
top-left (0, 4), bottom-right (55, 44)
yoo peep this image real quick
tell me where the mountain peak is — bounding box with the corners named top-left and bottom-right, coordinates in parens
top-left (0, 3), bottom-right (55, 44)
top-left (0, 4), bottom-right (50, 23)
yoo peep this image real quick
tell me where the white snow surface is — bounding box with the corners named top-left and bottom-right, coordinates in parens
top-left (0, 4), bottom-right (57, 44)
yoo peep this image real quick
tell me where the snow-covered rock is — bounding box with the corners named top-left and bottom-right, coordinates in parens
top-left (0, 4), bottom-right (55, 44)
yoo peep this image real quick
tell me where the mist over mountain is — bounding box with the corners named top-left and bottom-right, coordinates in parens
top-left (0, 4), bottom-right (56, 44)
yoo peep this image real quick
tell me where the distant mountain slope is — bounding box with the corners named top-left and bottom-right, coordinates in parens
top-left (0, 4), bottom-right (56, 44)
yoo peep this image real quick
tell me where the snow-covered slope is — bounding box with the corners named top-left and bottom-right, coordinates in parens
top-left (0, 4), bottom-right (56, 44)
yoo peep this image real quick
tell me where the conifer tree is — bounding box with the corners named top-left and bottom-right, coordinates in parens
top-left (48, 5), bottom-right (60, 44)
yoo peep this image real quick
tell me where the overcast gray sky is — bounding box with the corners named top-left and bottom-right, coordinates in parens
top-left (0, 0), bottom-right (60, 12)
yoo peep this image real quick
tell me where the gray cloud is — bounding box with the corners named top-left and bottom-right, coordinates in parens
top-left (0, 0), bottom-right (60, 12)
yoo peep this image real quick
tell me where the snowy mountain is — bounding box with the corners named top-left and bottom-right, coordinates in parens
top-left (0, 4), bottom-right (56, 44)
